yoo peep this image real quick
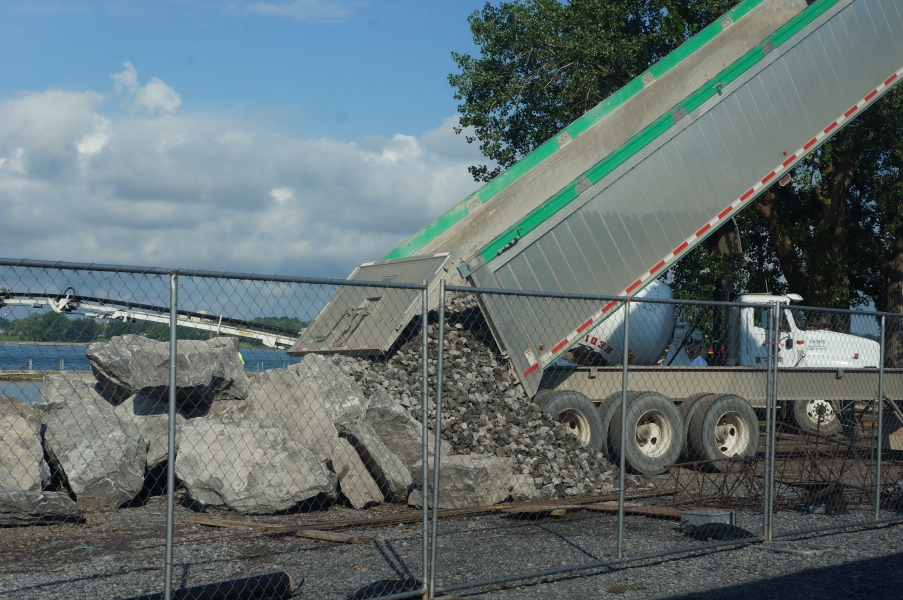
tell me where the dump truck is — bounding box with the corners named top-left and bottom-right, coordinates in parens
top-left (290, 0), bottom-right (903, 474)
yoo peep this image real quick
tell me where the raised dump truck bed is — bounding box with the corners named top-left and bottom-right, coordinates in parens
top-left (290, 0), bottom-right (820, 357)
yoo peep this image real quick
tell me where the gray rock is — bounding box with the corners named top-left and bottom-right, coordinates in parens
top-left (0, 395), bottom-right (48, 491)
top-left (290, 354), bottom-right (367, 423)
top-left (244, 368), bottom-right (340, 462)
top-left (363, 388), bottom-right (452, 475)
top-left (40, 373), bottom-right (106, 409)
top-left (338, 420), bottom-right (410, 503)
top-left (176, 418), bottom-right (336, 514)
top-left (43, 395), bottom-right (145, 508)
top-left (86, 335), bottom-right (249, 405)
top-left (509, 474), bottom-right (541, 502)
top-left (0, 489), bottom-right (83, 526)
top-left (329, 438), bottom-right (382, 509)
top-left (409, 454), bottom-right (515, 509)
top-left (113, 394), bottom-right (184, 469)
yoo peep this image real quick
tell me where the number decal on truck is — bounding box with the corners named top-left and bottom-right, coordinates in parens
top-left (584, 335), bottom-right (614, 354)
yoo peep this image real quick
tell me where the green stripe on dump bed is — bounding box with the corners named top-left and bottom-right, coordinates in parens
top-left (480, 0), bottom-right (841, 264)
top-left (381, 0), bottom-right (772, 262)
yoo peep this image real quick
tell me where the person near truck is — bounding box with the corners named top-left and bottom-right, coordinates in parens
top-left (688, 344), bottom-right (708, 367)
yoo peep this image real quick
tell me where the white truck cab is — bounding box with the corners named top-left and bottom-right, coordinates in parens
top-left (737, 293), bottom-right (880, 369)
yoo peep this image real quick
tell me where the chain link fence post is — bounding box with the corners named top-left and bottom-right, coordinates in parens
top-left (762, 300), bottom-right (778, 543)
top-left (616, 299), bottom-right (630, 561)
top-left (163, 272), bottom-right (178, 600)
top-left (875, 314), bottom-right (886, 522)
top-left (421, 280), bottom-right (430, 599)
top-left (427, 279), bottom-right (446, 600)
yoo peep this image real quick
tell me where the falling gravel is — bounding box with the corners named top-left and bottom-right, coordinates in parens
top-left (334, 295), bottom-right (647, 500)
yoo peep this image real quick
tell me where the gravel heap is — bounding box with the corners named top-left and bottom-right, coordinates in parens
top-left (334, 294), bottom-right (645, 500)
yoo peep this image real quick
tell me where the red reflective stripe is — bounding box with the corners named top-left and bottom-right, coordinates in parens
top-left (782, 154), bottom-right (797, 168)
top-left (844, 105), bottom-right (858, 118)
top-left (551, 339), bottom-right (569, 354)
top-left (718, 206), bottom-right (733, 219)
top-left (626, 279), bottom-right (642, 294)
top-left (602, 301), bottom-right (617, 313)
top-left (803, 137), bottom-right (818, 151)
top-left (523, 364), bottom-right (539, 377)
top-left (885, 73), bottom-right (898, 86)
top-left (739, 189), bottom-right (754, 202)
top-left (761, 171), bottom-right (776, 184)
top-left (650, 259), bottom-right (666, 274)
top-left (865, 90), bottom-right (879, 102)
top-left (824, 121), bottom-right (838, 134)
top-left (674, 241), bottom-right (689, 255)
top-left (577, 318), bottom-right (594, 333)
top-left (695, 223), bottom-right (711, 238)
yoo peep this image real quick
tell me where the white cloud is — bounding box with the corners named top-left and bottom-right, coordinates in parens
top-left (111, 62), bottom-right (182, 116)
top-left (239, 0), bottom-right (350, 22)
top-left (0, 87), bottom-right (488, 279)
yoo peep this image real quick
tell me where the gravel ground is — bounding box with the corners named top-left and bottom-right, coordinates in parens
top-left (2, 496), bottom-right (902, 599)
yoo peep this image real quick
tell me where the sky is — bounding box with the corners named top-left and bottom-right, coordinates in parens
top-left (0, 0), bottom-right (492, 278)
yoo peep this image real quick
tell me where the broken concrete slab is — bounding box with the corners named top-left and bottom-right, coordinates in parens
top-left (244, 367), bottom-right (340, 462)
top-left (0, 489), bottom-right (83, 526)
top-left (362, 388), bottom-right (452, 476)
top-left (113, 394), bottom-right (184, 469)
top-left (409, 454), bottom-right (515, 509)
top-left (0, 395), bottom-right (48, 492)
top-left (338, 420), bottom-right (410, 503)
top-left (87, 335), bottom-right (249, 406)
top-left (329, 437), bottom-right (383, 509)
top-left (291, 354), bottom-right (367, 424)
top-left (43, 395), bottom-right (145, 508)
top-left (176, 418), bottom-right (336, 514)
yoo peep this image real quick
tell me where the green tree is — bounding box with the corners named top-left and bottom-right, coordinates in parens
top-left (450, 0), bottom-right (740, 181)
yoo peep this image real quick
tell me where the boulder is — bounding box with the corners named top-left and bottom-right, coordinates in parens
top-left (113, 394), bottom-right (184, 469)
top-left (290, 354), bottom-right (367, 423)
top-left (329, 438), bottom-right (383, 509)
top-left (176, 418), bottom-right (336, 514)
top-left (338, 420), bottom-right (410, 503)
top-left (40, 373), bottom-right (106, 409)
top-left (43, 395), bottom-right (145, 508)
top-left (0, 489), bottom-right (83, 526)
top-left (409, 454), bottom-right (516, 509)
top-left (244, 368), bottom-right (340, 462)
top-left (86, 335), bottom-right (249, 406)
top-left (0, 395), bottom-right (48, 491)
top-left (362, 389), bottom-right (452, 475)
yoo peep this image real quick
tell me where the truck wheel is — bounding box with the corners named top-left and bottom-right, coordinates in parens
top-left (609, 392), bottom-right (684, 475)
top-left (688, 395), bottom-right (759, 471)
top-left (534, 390), bottom-right (604, 450)
top-left (792, 399), bottom-right (842, 436)
top-left (679, 393), bottom-right (714, 460)
top-left (597, 391), bottom-right (643, 458)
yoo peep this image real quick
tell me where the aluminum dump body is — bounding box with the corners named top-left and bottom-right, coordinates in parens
top-left (290, 0), bottom-right (814, 358)
top-left (463, 0), bottom-right (903, 394)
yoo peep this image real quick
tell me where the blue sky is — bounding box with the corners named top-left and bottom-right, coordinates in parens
top-left (0, 0), bottom-right (491, 276)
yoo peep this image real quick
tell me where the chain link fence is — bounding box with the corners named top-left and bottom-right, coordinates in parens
top-left (2, 259), bottom-right (902, 599)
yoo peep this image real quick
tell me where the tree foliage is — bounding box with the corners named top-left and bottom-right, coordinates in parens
top-left (450, 0), bottom-right (739, 181)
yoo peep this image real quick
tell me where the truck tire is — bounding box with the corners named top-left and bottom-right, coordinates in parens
top-left (678, 393), bottom-right (714, 460)
top-left (792, 398), bottom-right (842, 436)
top-left (534, 390), bottom-right (605, 450)
top-left (597, 391), bottom-right (644, 458)
top-left (688, 394), bottom-right (759, 471)
top-left (608, 392), bottom-right (684, 475)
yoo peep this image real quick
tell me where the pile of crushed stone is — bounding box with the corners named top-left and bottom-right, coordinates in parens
top-left (333, 294), bottom-right (646, 500)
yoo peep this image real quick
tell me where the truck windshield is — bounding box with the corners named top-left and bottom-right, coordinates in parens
top-left (753, 307), bottom-right (792, 332)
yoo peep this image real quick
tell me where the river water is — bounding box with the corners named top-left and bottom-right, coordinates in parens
top-left (0, 343), bottom-right (302, 403)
